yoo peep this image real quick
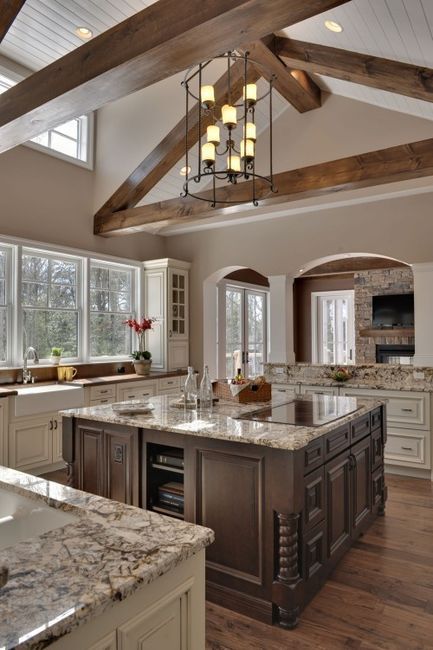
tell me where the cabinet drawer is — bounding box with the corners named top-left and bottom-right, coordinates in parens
top-left (350, 414), bottom-right (371, 444)
top-left (385, 431), bottom-right (426, 466)
top-left (272, 384), bottom-right (298, 397)
top-left (371, 407), bottom-right (382, 432)
top-left (159, 388), bottom-right (181, 396)
top-left (324, 424), bottom-right (350, 462)
top-left (341, 388), bottom-right (429, 431)
top-left (158, 376), bottom-right (181, 391)
top-left (90, 398), bottom-right (112, 406)
top-left (118, 382), bottom-right (157, 402)
top-left (89, 385), bottom-right (116, 401)
top-left (304, 438), bottom-right (324, 475)
top-left (300, 384), bottom-right (338, 396)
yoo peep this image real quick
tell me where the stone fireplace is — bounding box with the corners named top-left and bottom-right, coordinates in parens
top-left (354, 267), bottom-right (414, 364)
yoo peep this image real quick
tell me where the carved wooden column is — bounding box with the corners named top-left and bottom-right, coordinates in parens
top-left (274, 511), bottom-right (301, 628)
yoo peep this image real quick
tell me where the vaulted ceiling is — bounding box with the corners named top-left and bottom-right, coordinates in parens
top-left (2, 0), bottom-right (433, 237)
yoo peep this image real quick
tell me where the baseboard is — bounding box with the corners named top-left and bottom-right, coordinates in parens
top-left (206, 581), bottom-right (273, 625)
top-left (385, 465), bottom-right (431, 480)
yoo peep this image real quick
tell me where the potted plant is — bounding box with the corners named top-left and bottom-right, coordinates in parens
top-left (124, 317), bottom-right (155, 375)
top-left (50, 347), bottom-right (62, 365)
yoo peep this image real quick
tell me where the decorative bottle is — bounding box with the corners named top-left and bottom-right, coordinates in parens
top-left (184, 366), bottom-right (197, 406)
top-left (199, 365), bottom-right (213, 412)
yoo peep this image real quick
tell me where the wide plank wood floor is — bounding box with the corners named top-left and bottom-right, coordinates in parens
top-left (41, 470), bottom-right (433, 649)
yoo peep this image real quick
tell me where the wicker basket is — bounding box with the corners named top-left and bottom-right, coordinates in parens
top-left (213, 380), bottom-right (271, 404)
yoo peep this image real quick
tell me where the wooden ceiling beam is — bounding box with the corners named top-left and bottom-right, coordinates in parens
top-left (0, 0), bottom-right (26, 43)
top-left (95, 61), bottom-right (260, 217)
top-left (94, 137), bottom-right (433, 235)
top-left (245, 37), bottom-right (321, 113)
top-left (0, 0), bottom-right (350, 153)
top-left (274, 37), bottom-right (433, 103)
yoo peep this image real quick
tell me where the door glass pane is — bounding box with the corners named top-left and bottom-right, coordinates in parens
top-left (247, 292), bottom-right (265, 377)
top-left (225, 288), bottom-right (242, 379)
top-left (316, 292), bottom-right (354, 365)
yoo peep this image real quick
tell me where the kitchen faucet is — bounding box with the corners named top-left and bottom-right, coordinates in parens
top-left (23, 346), bottom-right (39, 384)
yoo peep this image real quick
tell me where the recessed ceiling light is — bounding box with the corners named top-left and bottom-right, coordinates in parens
top-left (298, 268), bottom-right (304, 274)
top-left (75, 26), bottom-right (93, 40)
top-left (179, 166), bottom-right (191, 176)
top-left (324, 19), bottom-right (343, 33)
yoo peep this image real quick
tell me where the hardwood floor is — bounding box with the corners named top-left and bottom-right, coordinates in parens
top-left (41, 470), bottom-right (433, 649)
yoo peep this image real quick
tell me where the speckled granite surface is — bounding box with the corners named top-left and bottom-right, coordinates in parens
top-left (265, 363), bottom-right (433, 392)
top-left (0, 467), bottom-right (213, 650)
top-left (61, 394), bottom-right (382, 452)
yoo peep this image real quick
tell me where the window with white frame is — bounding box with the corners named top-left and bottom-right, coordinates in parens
top-left (89, 261), bottom-right (135, 359)
top-left (21, 250), bottom-right (81, 360)
top-left (0, 73), bottom-right (92, 167)
top-left (0, 245), bottom-right (11, 364)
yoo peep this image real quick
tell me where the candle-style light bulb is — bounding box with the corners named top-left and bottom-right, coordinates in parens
top-left (240, 139), bottom-right (255, 162)
top-left (202, 142), bottom-right (215, 166)
top-left (243, 83), bottom-right (257, 106)
top-left (200, 85), bottom-right (215, 109)
top-left (243, 122), bottom-right (257, 142)
top-left (206, 125), bottom-right (221, 146)
top-left (227, 154), bottom-right (241, 173)
top-left (221, 104), bottom-right (237, 128)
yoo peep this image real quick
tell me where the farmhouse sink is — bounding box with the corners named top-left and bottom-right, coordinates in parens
top-left (14, 383), bottom-right (85, 417)
top-left (0, 487), bottom-right (78, 551)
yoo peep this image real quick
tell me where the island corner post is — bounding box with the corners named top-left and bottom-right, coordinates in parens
top-left (62, 400), bottom-right (387, 629)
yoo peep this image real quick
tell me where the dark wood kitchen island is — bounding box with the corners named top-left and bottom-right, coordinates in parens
top-left (62, 394), bottom-right (386, 630)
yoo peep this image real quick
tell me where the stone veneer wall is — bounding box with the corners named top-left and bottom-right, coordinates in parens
top-left (354, 267), bottom-right (414, 363)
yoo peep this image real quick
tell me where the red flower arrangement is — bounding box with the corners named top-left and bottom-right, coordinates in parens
top-left (124, 317), bottom-right (155, 360)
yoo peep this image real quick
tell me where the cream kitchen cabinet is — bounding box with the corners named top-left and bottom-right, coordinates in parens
top-left (8, 412), bottom-right (64, 473)
top-left (50, 551), bottom-right (205, 650)
top-left (0, 398), bottom-right (8, 466)
top-left (143, 258), bottom-right (190, 372)
top-left (299, 384), bottom-right (339, 397)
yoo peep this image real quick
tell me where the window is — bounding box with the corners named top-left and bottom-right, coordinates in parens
top-left (89, 262), bottom-right (135, 359)
top-left (311, 290), bottom-right (355, 365)
top-left (21, 250), bottom-right (80, 360)
top-left (218, 283), bottom-right (268, 379)
top-left (0, 246), bottom-right (11, 365)
top-left (0, 72), bottom-right (92, 167)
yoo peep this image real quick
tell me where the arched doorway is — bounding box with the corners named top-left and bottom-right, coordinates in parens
top-left (294, 253), bottom-right (413, 365)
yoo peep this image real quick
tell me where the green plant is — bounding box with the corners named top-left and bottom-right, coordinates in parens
top-left (51, 347), bottom-right (62, 357)
top-left (131, 350), bottom-right (152, 361)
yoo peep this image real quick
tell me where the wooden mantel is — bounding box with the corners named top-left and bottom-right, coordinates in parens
top-left (359, 328), bottom-right (415, 338)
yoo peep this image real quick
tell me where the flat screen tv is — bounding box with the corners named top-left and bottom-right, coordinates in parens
top-left (372, 293), bottom-right (414, 328)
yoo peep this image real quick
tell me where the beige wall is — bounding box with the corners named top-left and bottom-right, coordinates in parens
top-left (0, 145), bottom-right (165, 260)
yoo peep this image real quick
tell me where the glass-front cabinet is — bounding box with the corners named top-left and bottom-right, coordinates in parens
top-left (144, 259), bottom-right (190, 372)
top-left (169, 269), bottom-right (188, 339)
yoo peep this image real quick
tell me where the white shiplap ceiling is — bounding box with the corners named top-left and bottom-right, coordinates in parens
top-left (282, 0), bottom-right (433, 121)
top-left (2, 0), bottom-right (433, 209)
top-left (0, 0), bottom-right (158, 71)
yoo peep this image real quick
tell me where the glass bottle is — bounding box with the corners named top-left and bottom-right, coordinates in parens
top-left (184, 366), bottom-right (197, 406)
top-left (199, 365), bottom-right (213, 412)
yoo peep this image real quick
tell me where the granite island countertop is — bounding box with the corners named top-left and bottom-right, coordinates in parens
top-left (61, 394), bottom-right (383, 452)
top-left (0, 467), bottom-right (214, 650)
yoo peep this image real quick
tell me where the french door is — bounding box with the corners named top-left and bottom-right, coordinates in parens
top-left (311, 290), bottom-right (355, 365)
top-left (218, 283), bottom-right (268, 379)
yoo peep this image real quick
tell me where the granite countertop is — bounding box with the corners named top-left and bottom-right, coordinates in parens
top-left (0, 388), bottom-right (17, 397)
top-left (0, 467), bottom-right (214, 650)
top-left (272, 377), bottom-right (433, 392)
top-left (61, 394), bottom-right (383, 452)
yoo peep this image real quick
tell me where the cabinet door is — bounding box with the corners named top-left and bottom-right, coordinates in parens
top-left (168, 269), bottom-right (188, 340)
top-left (9, 416), bottom-right (52, 471)
top-left (145, 269), bottom-right (166, 370)
top-left (105, 429), bottom-right (139, 506)
top-left (52, 416), bottom-right (64, 464)
top-left (168, 341), bottom-right (189, 371)
top-left (351, 436), bottom-right (372, 537)
top-left (325, 449), bottom-right (351, 563)
top-left (117, 593), bottom-right (186, 650)
top-left (77, 425), bottom-right (105, 497)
